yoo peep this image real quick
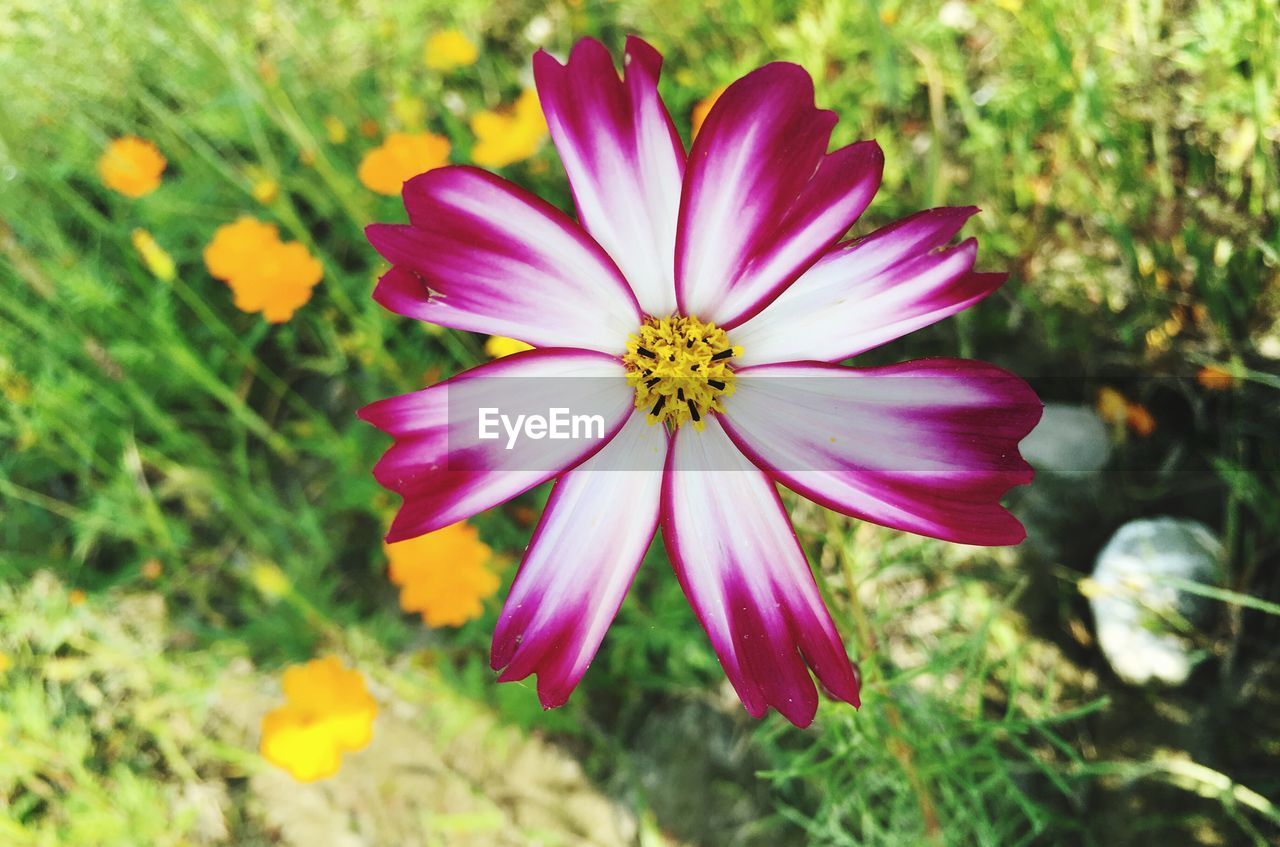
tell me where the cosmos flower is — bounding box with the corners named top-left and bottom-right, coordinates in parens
top-left (98, 136), bottom-right (166, 198)
top-left (260, 657), bottom-right (377, 782)
top-left (358, 131), bottom-right (451, 196)
top-left (469, 89), bottom-right (547, 168)
top-left (423, 29), bottom-right (479, 71)
top-left (385, 521), bottom-right (499, 627)
top-left (361, 37), bottom-right (1041, 726)
top-left (203, 217), bottom-right (323, 323)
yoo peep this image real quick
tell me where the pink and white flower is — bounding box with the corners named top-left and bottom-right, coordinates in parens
top-left (361, 36), bottom-right (1041, 727)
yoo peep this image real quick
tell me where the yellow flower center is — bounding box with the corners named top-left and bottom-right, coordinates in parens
top-left (623, 315), bottom-right (742, 430)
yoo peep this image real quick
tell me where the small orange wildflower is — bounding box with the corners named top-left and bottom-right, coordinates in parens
top-left (1125, 403), bottom-right (1156, 437)
top-left (203, 217), bottom-right (323, 323)
top-left (470, 89), bottom-right (547, 168)
top-left (358, 132), bottom-right (451, 195)
top-left (691, 85), bottom-right (728, 139)
top-left (98, 136), bottom-right (166, 198)
top-left (68, 589), bottom-right (87, 606)
top-left (1196, 365), bottom-right (1236, 392)
top-left (423, 30), bottom-right (479, 71)
top-left (484, 336), bottom-right (533, 358)
top-left (260, 657), bottom-right (378, 783)
top-left (385, 522), bottom-right (499, 628)
top-left (1098, 387), bottom-right (1156, 437)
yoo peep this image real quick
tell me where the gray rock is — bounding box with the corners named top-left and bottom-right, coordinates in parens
top-left (1020, 403), bottom-right (1111, 475)
top-left (1089, 518), bottom-right (1223, 686)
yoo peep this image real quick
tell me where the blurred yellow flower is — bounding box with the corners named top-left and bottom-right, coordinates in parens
top-left (323, 114), bottom-right (348, 144)
top-left (69, 589), bottom-right (87, 606)
top-left (130, 229), bottom-right (175, 282)
top-left (470, 89), bottom-right (547, 168)
top-left (260, 657), bottom-right (377, 783)
top-left (358, 132), bottom-right (451, 195)
top-left (1095, 386), bottom-right (1129, 427)
top-left (393, 94), bottom-right (427, 130)
top-left (252, 177), bottom-right (279, 204)
top-left (423, 30), bottom-right (478, 71)
top-left (203, 217), bottom-right (323, 323)
top-left (359, 118), bottom-right (380, 139)
top-left (0, 652), bottom-right (12, 675)
top-left (484, 336), bottom-right (533, 358)
top-left (251, 560), bottom-right (291, 600)
top-left (98, 136), bottom-right (166, 198)
top-left (1196, 365), bottom-right (1236, 391)
top-left (385, 522), bottom-right (498, 628)
top-left (141, 559), bottom-right (163, 580)
top-left (691, 85), bottom-right (728, 139)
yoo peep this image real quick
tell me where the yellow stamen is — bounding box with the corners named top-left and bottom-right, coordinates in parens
top-left (622, 315), bottom-right (741, 431)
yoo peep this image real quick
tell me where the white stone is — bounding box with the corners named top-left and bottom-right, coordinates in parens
top-left (1020, 403), bottom-right (1111, 475)
top-left (1089, 518), bottom-right (1222, 686)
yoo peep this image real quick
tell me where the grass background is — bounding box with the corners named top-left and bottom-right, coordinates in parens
top-left (2, 0), bottom-right (1279, 844)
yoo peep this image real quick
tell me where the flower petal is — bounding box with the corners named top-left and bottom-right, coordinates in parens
top-left (492, 411), bottom-right (668, 707)
top-left (535, 36), bottom-right (685, 316)
top-left (367, 166), bottom-right (641, 353)
top-left (675, 62), bottom-right (883, 327)
top-left (660, 417), bottom-right (860, 727)
top-left (359, 349), bottom-right (634, 542)
top-left (719, 359), bottom-right (1042, 546)
top-left (733, 207), bottom-right (1005, 364)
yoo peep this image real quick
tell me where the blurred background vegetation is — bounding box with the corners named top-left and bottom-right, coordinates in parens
top-left (2, 0), bottom-right (1279, 844)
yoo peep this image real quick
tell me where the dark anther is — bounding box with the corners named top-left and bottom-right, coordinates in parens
top-left (646, 377), bottom-right (661, 388)
top-left (636, 347), bottom-right (656, 358)
top-left (677, 387), bottom-right (685, 401)
top-left (686, 400), bottom-right (701, 422)
top-left (710, 349), bottom-right (734, 362)
top-left (651, 396), bottom-right (667, 416)
top-left (708, 379), bottom-right (726, 390)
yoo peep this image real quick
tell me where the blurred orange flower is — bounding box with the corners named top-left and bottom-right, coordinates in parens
top-left (260, 657), bottom-right (377, 783)
top-left (423, 29), bottom-right (478, 70)
top-left (1196, 365), bottom-right (1236, 391)
top-left (691, 85), bottom-right (728, 139)
top-left (484, 336), bottom-right (533, 358)
top-left (203, 217), bottom-right (323, 323)
top-left (358, 132), bottom-right (450, 195)
top-left (385, 521), bottom-right (499, 628)
top-left (98, 136), bottom-right (166, 198)
top-left (1125, 403), bottom-right (1156, 437)
top-left (470, 89), bottom-right (547, 168)
top-left (1097, 386), bottom-right (1155, 437)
